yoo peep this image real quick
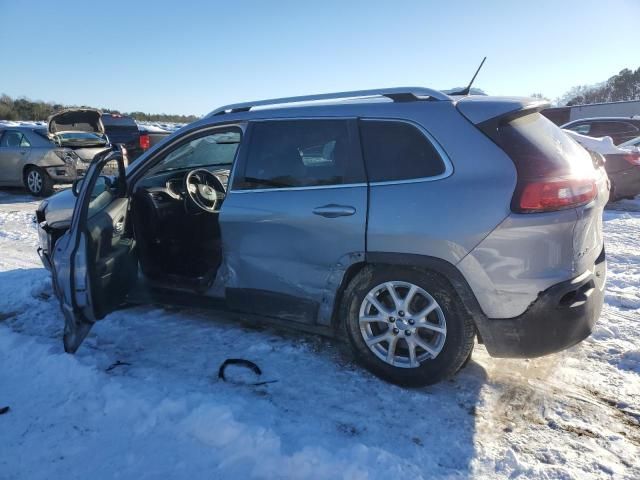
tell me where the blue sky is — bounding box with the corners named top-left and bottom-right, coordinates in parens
top-left (1, 0), bottom-right (637, 116)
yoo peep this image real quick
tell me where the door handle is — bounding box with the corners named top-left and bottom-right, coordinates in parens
top-left (20, 150), bottom-right (28, 155)
top-left (312, 204), bottom-right (356, 218)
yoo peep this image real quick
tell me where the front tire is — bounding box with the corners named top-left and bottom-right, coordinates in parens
top-left (341, 265), bottom-right (475, 387)
top-left (24, 166), bottom-right (53, 197)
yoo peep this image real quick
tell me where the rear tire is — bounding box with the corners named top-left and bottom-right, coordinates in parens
top-left (24, 166), bottom-right (53, 197)
top-left (341, 265), bottom-right (475, 387)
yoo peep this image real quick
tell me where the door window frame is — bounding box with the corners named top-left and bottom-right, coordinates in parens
top-left (126, 122), bottom-right (247, 194)
top-left (229, 117), bottom-right (367, 193)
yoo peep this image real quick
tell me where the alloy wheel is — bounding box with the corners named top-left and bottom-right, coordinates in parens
top-left (358, 281), bottom-right (447, 368)
top-left (27, 170), bottom-right (43, 194)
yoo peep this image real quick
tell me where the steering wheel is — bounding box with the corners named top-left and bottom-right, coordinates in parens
top-left (184, 169), bottom-right (226, 213)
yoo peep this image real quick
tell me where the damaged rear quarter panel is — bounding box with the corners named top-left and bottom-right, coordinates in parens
top-left (457, 208), bottom-right (579, 319)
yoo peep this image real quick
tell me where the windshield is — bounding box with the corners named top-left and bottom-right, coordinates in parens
top-left (54, 131), bottom-right (108, 147)
top-left (148, 129), bottom-right (241, 174)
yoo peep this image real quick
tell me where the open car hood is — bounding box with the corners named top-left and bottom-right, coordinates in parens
top-left (48, 108), bottom-right (104, 134)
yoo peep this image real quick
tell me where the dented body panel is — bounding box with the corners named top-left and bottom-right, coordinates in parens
top-left (220, 185), bottom-right (367, 325)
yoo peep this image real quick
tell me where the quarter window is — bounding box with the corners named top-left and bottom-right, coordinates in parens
top-left (359, 120), bottom-right (446, 182)
top-left (236, 120), bottom-right (363, 189)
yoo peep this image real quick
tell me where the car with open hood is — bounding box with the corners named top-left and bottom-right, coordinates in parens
top-left (0, 117), bottom-right (111, 196)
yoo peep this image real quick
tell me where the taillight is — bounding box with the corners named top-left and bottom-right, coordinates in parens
top-left (515, 177), bottom-right (597, 213)
top-left (139, 134), bottom-right (150, 150)
top-left (623, 153), bottom-right (640, 166)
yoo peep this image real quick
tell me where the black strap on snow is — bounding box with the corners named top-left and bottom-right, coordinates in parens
top-left (217, 358), bottom-right (277, 386)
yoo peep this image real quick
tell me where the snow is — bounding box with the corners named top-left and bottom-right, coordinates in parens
top-left (564, 129), bottom-right (640, 154)
top-left (0, 190), bottom-right (639, 479)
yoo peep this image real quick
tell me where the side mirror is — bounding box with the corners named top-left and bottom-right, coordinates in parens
top-left (71, 177), bottom-right (84, 197)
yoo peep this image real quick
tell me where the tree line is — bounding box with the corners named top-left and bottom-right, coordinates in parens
top-left (0, 94), bottom-right (199, 123)
top-left (531, 67), bottom-right (640, 106)
top-left (3, 66), bottom-right (639, 121)
top-left (561, 67), bottom-right (640, 106)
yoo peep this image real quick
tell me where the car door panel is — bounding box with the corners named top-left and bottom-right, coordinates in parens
top-left (86, 197), bottom-right (137, 319)
top-left (219, 118), bottom-right (367, 326)
top-left (0, 131), bottom-right (30, 185)
top-left (50, 148), bottom-right (136, 353)
top-left (221, 186), bottom-right (367, 324)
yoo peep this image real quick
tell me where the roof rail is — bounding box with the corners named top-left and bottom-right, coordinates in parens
top-left (207, 87), bottom-right (451, 116)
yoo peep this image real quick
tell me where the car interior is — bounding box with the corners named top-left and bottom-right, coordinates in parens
top-left (128, 128), bottom-right (240, 292)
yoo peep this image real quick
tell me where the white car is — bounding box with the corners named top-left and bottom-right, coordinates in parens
top-left (564, 129), bottom-right (640, 201)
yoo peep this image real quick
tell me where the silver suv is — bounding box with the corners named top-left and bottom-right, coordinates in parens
top-left (36, 88), bottom-right (608, 386)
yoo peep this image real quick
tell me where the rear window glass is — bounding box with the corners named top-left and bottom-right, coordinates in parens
top-left (101, 114), bottom-right (137, 128)
top-left (359, 120), bottom-right (446, 182)
top-left (497, 113), bottom-right (592, 179)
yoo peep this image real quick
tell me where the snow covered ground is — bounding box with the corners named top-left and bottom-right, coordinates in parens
top-left (0, 189), bottom-right (638, 479)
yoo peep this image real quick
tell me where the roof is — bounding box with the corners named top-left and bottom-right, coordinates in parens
top-left (206, 87), bottom-right (452, 117)
top-left (199, 87), bottom-right (545, 128)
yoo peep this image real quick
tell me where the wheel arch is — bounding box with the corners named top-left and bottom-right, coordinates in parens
top-left (331, 252), bottom-right (487, 341)
top-left (22, 163), bottom-right (39, 178)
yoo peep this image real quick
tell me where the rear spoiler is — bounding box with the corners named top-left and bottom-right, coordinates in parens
top-left (455, 96), bottom-right (549, 125)
top-left (454, 97), bottom-right (550, 142)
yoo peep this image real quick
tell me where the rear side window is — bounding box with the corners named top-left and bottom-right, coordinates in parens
top-left (496, 113), bottom-right (591, 179)
top-left (566, 123), bottom-right (591, 135)
top-left (359, 120), bottom-right (446, 182)
top-left (591, 121), bottom-right (639, 137)
top-left (0, 130), bottom-right (30, 148)
top-left (236, 120), bottom-right (364, 189)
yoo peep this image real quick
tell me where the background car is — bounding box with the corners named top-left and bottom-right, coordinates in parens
top-left (0, 125), bottom-right (106, 196)
top-left (100, 112), bottom-right (145, 161)
top-left (562, 117), bottom-right (640, 145)
top-left (564, 129), bottom-right (640, 201)
top-left (137, 123), bottom-right (172, 154)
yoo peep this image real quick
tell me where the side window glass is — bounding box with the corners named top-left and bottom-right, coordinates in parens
top-left (359, 120), bottom-right (446, 182)
top-left (569, 124), bottom-right (591, 135)
top-left (85, 161), bottom-right (125, 218)
top-left (0, 131), bottom-right (25, 148)
top-left (20, 134), bottom-right (31, 148)
top-left (236, 120), bottom-right (362, 189)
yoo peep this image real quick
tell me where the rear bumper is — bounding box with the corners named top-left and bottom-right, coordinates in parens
top-left (476, 247), bottom-right (606, 358)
